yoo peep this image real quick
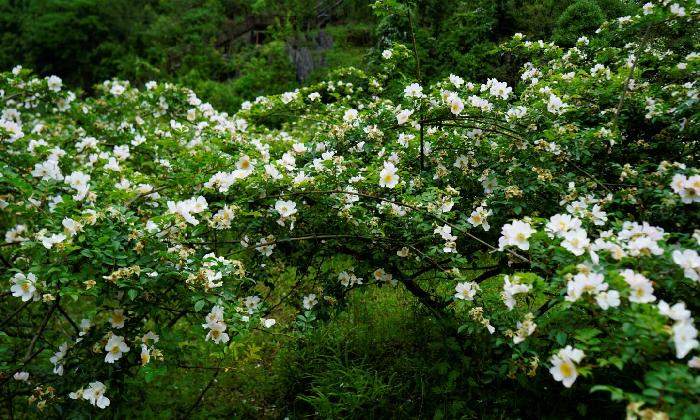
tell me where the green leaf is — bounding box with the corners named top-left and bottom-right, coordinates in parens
top-left (194, 300), bottom-right (206, 312)
top-left (589, 385), bottom-right (626, 401)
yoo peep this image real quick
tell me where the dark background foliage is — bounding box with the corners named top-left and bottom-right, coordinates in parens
top-left (0, 0), bottom-right (637, 111)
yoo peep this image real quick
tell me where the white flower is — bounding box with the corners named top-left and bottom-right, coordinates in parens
top-left (141, 331), bottom-right (159, 345)
top-left (549, 346), bottom-right (585, 388)
top-left (167, 196), bottom-right (207, 226)
top-left (642, 2), bottom-right (653, 15)
top-left (65, 171), bottom-right (91, 201)
top-left (83, 381), bottom-right (110, 409)
top-left (275, 200), bottom-right (298, 218)
top-left (13, 371), bottom-right (29, 382)
top-left (46, 75), bottom-right (62, 92)
top-left (140, 344), bottom-right (151, 366)
top-left (244, 295), bottom-right (261, 313)
top-left (379, 161), bottom-right (400, 188)
top-left (31, 159), bottom-right (64, 181)
top-left (484, 78), bottom-right (511, 100)
top-left (110, 83), bottom-right (126, 96)
top-left (658, 300), bottom-right (691, 322)
top-left (467, 206), bottom-right (492, 231)
top-left (433, 224), bottom-right (458, 253)
top-left (434, 224), bottom-right (457, 241)
top-left (113, 144), bottom-right (130, 160)
top-left (590, 64), bottom-right (610, 79)
top-left (397, 133), bottom-right (414, 147)
top-left (104, 335), bottom-right (130, 363)
top-left (449, 74), bottom-right (464, 88)
top-left (688, 356), bottom-right (700, 369)
top-left (281, 91), bottom-right (298, 104)
top-left (396, 108), bottom-right (414, 125)
top-left (303, 294), bottom-right (318, 310)
top-left (261, 318), bottom-right (276, 328)
top-left (373, 268), bottom-right (397, 286)
top-left (449, 96), bottom-right (464, 115)
top-left (382, 49), bottom-right (392, 59)
top-left (565, 272), bottom-right (608, 302)
top-left (256, 235), bottom-right (276, 256)
top-left (672, 249), bottom-right (700, 281)
top-left (343, 109), bottom-right (358, 122)
top-left (11, 272), bottom-right (37, 302)
top-left (513, 313), bottom-right (536, 344)
top-left (620, 269), bottom-right (656, 303)
top-left (338, 270), bottom-right (362, 287)
top-left (5, 224), bottom-right (28, 243)
top-left (145, 220), bottom-right (160, 234)
top-left (595, 290), bottom-right (621, 310)
top-left (501, 275), bottom-right (532, 310)
top-left (37, 231), bottom-right (66, 249)
top-left (498, 220), bottom-right (536, 251)
top-left (204, 171), bottom-right (237, 193)
top-left (561, 229), bottom-right (590, 256)
top-left (50, 342), bottom-right (69, 375)
top-left (505, 106), bottom-right (527, 122)
top-left (547, 94), bottom-right (568, 115)
top-left (673, 321), bottom-right (698, 359)
top-left (204, 321), bottom-right (230, 344)
top-left (404, 83), bottom-right (423, 98)
top-left (109, 309), bottom-right (127, 329)
top-left (670, 174), bottom-right (700, 203)
top-left (545, 214), bottom-right (581, 238)
top-left (454, 282), bottom-right (479, 301)
top-left (397, 247), bottom-right (410, 257)
top-left (62, 218), bottom-right (81, 237)
top-left (670, 3), bottom-right (685, 17)
top-left (236, 154), bottom-right (255, 176)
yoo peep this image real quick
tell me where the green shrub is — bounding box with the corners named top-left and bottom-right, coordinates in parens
top-left (553, 0), bottom-right (606, 46)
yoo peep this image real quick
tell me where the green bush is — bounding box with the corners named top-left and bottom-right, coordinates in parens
top-left (553, 0), bottom-right (606, 46)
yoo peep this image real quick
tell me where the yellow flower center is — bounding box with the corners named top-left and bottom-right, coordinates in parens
top-left (111, 345), bottom-right (121, 354)
top-left (560, 362), bottom-right (573, 377)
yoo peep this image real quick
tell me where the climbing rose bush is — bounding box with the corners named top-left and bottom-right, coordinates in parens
top-left (1, 1), bottom-right (700, 417)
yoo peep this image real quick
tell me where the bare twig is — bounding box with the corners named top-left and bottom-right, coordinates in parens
top-left (56, 304), bottom-right (80, 335)
top-left (562, 156), bottom-right (612, 193)
top-left (0, 346), bottom-right (46, 389)
top-left (0, 300), bottom-right (32, 328)
top-left (179, 364), bottom-right (221, 419)
top-left (269, 189), bottom-right (531, 263)
top-left (23, 300), bottom-right (58, 362)
top-left (406, 4), bottom-right (422, 82)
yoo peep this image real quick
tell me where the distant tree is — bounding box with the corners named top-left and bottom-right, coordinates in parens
top-left (553, 0), bottom-right (606, 46)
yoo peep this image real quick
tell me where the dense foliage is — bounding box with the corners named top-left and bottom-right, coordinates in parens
top-left (1, 0), bottom-right (636, 113)
top-left (2, 0), bottom-right (700, 418)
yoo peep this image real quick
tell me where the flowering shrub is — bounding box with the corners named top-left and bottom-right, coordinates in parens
top-left (1, 1), bottom-right (700, 417)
